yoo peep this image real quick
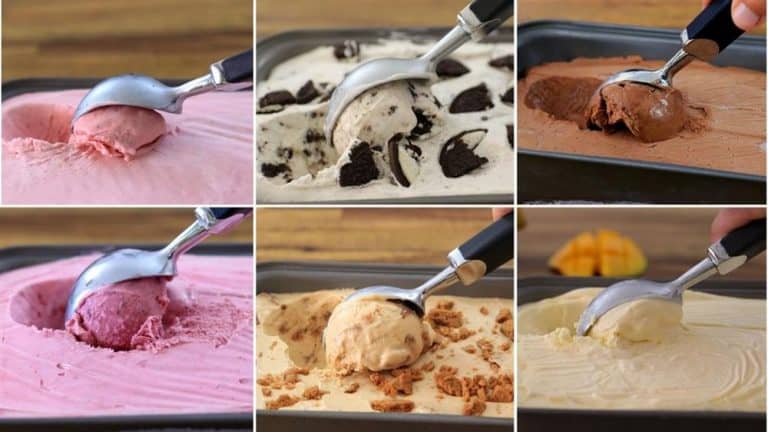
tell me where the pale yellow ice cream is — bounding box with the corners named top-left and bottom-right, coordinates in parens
top-left (519, 288), bottom-right (765, 411)
top-left (324, 297), bottom-right (434, 372)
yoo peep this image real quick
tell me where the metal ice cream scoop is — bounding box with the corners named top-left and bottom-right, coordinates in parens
top-left (342, 212), bottom-right (515, 316)
top-left (577, 218), bottom-right (765, 336)
top-left (323, 0), bottom-right (514, 141)
top-left (71, 49), bottom-right (253, 126)
top-left (601, 0), bottom-right (744, 89)
top-left (64, 207), bottom-right (252, 322)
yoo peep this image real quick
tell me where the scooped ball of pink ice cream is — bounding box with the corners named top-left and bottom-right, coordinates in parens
top-left (68, 106), bottom-right (167, 161)
top-left (66, 277), bottom-right (169, 350)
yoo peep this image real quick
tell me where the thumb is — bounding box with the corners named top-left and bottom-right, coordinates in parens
top-left (732, 0), bottom-right (766, 31)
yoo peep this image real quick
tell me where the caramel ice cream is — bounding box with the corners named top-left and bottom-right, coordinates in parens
top-left (519, 57), bottom-right (766, 175)
top-left (256, 290), bottom-right (513, 417)
top-left (519, 288), bottom-right (766, 411)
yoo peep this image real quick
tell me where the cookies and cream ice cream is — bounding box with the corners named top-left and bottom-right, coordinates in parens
top-left (324, 297), bottom-right (434, 372)
top-left (2, 90), bottom-right (253, 204)
top-left (519, 288), bottom-right (765, 411)
top-left (519, 56), bottom-right (766, 175)
top-left (0, 254), bottom-right (253, 417)
top-left (257, 39), bottom-right (514, 202)
top-left (257, 290), bottom-right (513, 417)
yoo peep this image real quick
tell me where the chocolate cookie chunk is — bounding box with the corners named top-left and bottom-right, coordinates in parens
top-left (296, 81), bottom-right (320, 104)
top-left (409, 108), bottom-right (434, 139)
top-left (258, 90), bottom-right (296, 114)
top-left (261, 163), bottom-right (292, 180)
top-left (339, 142), bottom-right (380, 187)
top-left (387, 133), bottom-right (422, 187)
top-left (436, 58), bottom-right (470, 78)
top-left (489, 55), bottom-right (514, 71)
top-left (439, 129), bottom-right (489, 178)
top-left (449, 84), bottom-right (494, 113)
top-left (501, 87), bottom-right (514, 105)
top-left (506, 124), bottom-right (514, 148)
top-left (333, 40), bottom-right (360, 61)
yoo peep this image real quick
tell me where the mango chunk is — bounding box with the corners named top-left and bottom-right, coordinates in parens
top-left (549, 229), bottom-right (646, 277)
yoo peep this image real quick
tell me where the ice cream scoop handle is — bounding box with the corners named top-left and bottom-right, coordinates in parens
top-left (685, 0), bottom-right (743, 55)
top-left (456, 212), bottom-right (515, 276)
top-left (219, 49), bottom-right (253, 83)
top-left (719, 218), bottom-right (766, 261)
top-left (465, 0), bottom-right (514, 35)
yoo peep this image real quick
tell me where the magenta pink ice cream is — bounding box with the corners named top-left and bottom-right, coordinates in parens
top-left (0, 254), bottom-right (253, 417)
top-left (65, 277), bottom-right (170, 351)
top-left (2, 90), bottom-right (253, 204)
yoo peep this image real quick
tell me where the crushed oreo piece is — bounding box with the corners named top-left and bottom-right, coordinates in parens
top-left (304, 129), bottom-right (325, 143)
top-left (439, 129), bottom-right (489, 178)
top-left (436, 58), bottom-right (470, 78)
top-left (387, 133), bottom-right (422, 187)
top-left (296, 81), bottom-right (320, 104)
top-left (258, 90), bottom-right (296, 114)
top-left (506, 124), bottom-right (514, 148)
top-left (339, 142), bottom-right (379, 187)
top-left (409, 108), bottom-right (434, 139)
top-left (261, 163), bottom-right (291, 179)
top-left (501, 87), bottom-right (514, 105)
top-left (449, 84), bottom-right (494, 113)
top-left (333, 40), bottom-right (360, 61)
top-left (489, 55), bottom-right (514, 70)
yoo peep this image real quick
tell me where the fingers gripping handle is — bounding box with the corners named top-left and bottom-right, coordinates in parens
top-left (684, 0), bottom-right (743, 60)
top-left (452, 212), bottom-right (515, 284)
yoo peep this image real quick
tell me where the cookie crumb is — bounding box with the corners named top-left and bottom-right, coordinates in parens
top-left (370, 399), bottom-right (415, 412)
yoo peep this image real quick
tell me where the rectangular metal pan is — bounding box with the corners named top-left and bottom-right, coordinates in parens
top-left (256, 261), bottom-right (514, 432)
top-left (517, 276), bottom-right (766, 432)
top-left (256, 27), bottom-right (514, 205)
top-left (517, 20), bottom-right (766, 204)
top-left (0, 244), bottom-right (253, 432)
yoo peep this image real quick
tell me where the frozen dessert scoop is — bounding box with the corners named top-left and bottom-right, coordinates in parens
top-left (600, 0), bottom-right (744, 90)
top-left (339, 211), bottom-right (515, 316)
top-left (65, 207), bottom-right (252, 327)
top-left (72, 49), bottom-right (252, 125)
top-left (324, 0), bottom-right (514, 141)
top-left (577, 218), bottom-right (765, 337)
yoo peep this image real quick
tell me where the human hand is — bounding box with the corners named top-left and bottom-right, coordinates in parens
top-left (703, 0), bottom-right (765, 31)
top-left (492, 208), bottom-right (512, 220)
top-left (710, 208), bottom-right (766, 242)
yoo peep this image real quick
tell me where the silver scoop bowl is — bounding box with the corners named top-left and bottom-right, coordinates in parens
top-left (323, 0), bottom-right (514, 141)
top-left (71, 49), bottom-right (253, 126)
top-left (577, 218), bottom-right (765, 336)
top-left (341, 212), bottom-right (515, 316)
top-left (600, 0), bottom-right (743, 89)
top-left (64, 207), bottom-right (252, 322)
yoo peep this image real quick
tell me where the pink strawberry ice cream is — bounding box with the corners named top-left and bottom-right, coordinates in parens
top-left (65, 277), bottom-right (170, 350)
top-left (0, 254), bottom-right (253, 417)
top-left (2, 89), bottom-right (253, 204)
top-left (68, 106), bottom-right (167, 161)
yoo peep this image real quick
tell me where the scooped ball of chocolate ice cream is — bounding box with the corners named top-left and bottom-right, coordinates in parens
top-left (585, 82), bottom-right (686, 143)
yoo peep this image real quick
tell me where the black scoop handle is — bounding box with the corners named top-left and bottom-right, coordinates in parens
top-left (220, 49), bottom-right (253, 83)
top-left (210, 208), bottom-right (253, 220)
top-left (457, 211), bottom-right (515, 276)
top-left (686, 0), bottom-right (744, 54)
top-left (467, 0), bottom-right (514, 35)
top-left (719, 218), bottom-right (766, 260)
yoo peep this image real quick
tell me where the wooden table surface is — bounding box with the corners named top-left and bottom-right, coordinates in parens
top-left (256, 208), bottom-right (506, 265)
top-left (519, 0), bottom-right (765, 34)
top-left (0, 209), bottom-right (252, 249)
top-left (2, 0), bottom-right (253, 81)
top-left (519, 208), bottom-right (766, 281)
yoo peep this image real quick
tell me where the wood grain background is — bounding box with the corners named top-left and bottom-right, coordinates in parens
top-left (519, 207), bottom-right (766, 280)
top-left (2, 0), bottom-right (253, 81)
top-left (0, 209), bottom-right (253, 248)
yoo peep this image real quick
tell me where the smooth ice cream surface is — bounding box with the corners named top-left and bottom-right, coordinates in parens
top-left (0, 254), bottom-right (253, 417)
top-left (257, 290), bottom-right (513, 417)
top-left (2, 90), bottom-right (253, 204)
top-left (66, 277), bottom-right (170, 351)
top-left (257, 39), bottom-right (514, 202)
top-left (519, 56), bottom-right (766, 175)
top-left (324, 298), bottom-right (434, 372)
top-left (518, 288), bottom-right (766, 411)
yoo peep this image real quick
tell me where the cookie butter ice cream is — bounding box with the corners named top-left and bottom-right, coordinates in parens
top-left (518, 288), bottom-right (765, 411)
top-left (257, 290), bottom-right (513, 417)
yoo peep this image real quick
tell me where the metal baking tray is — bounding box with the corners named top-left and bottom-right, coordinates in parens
top-left (517, 20), bottom-right (767, 204)
top-left (0, 244), bottom-right (253, 432)
top-left (256, 261), bottom-right (514, 432)
top-left (518, 276), bottom-right (766, 432)
top-left (256, 27), bottom-right (514, 205)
